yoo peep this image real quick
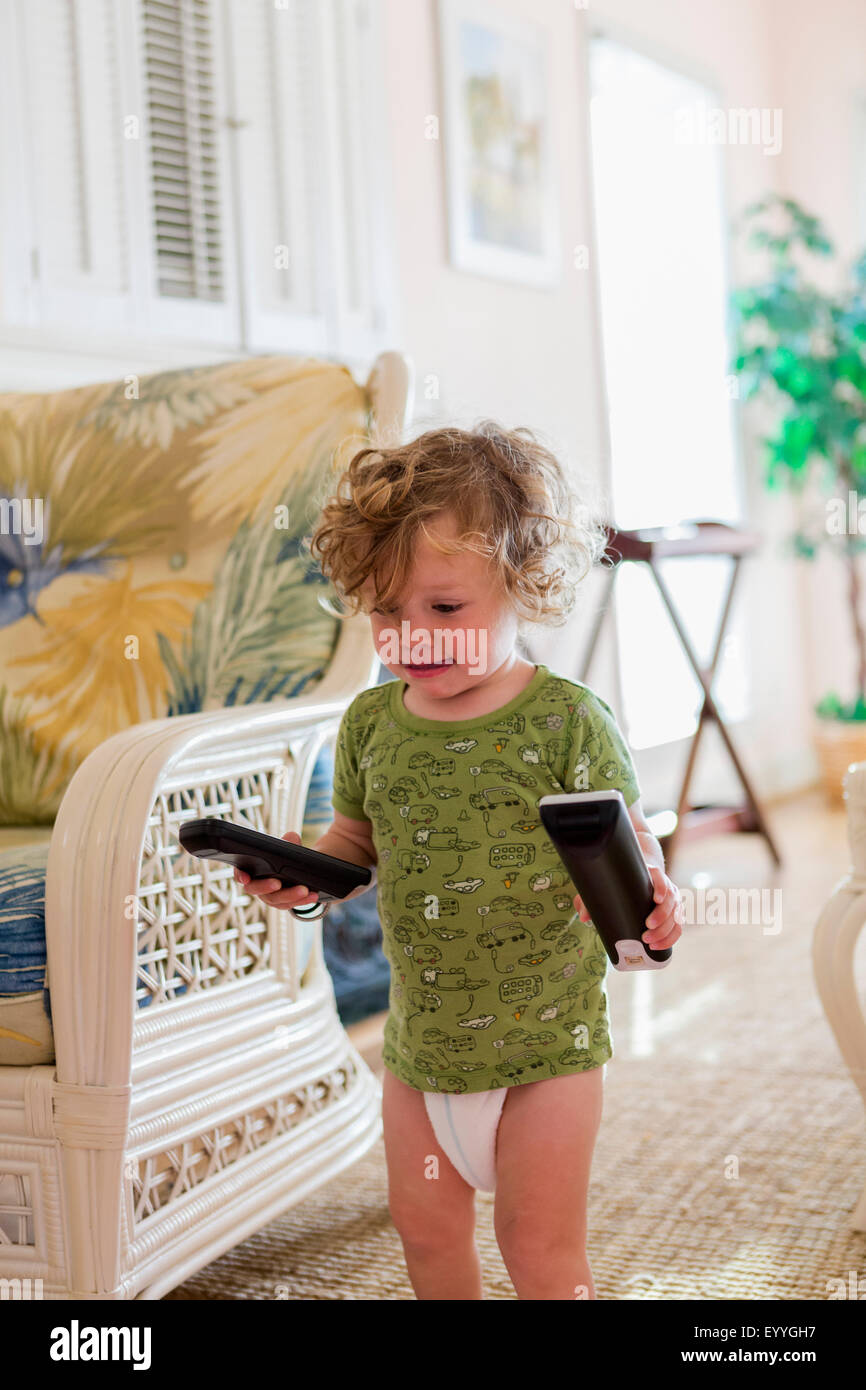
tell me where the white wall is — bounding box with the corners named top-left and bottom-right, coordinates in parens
top-left (380, 0), bottom-right (624, 705)
top-left (378, 0), bottom-right (866, 814)
top-left (763, 0), bottom-right (866, 738)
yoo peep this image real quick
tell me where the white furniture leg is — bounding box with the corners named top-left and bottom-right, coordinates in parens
top-left (812, 761), bottom-right (866, 1231)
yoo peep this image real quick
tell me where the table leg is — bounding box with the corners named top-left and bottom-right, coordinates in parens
top-left (649, 557), bottom-right (782, 868)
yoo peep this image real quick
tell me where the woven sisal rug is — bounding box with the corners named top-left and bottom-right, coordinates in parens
top-left (165, 793), bottom-right (866, 1299)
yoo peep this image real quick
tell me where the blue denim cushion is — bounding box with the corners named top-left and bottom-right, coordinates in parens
top-left (0, 843), bottom-right (52, 1023)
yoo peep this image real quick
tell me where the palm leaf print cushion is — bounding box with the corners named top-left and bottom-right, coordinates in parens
top-left (0, 354), bottom-right (370, 825)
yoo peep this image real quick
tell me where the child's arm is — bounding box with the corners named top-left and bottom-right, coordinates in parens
top-left (628, 798), bottom-right (666, 874)
top-left (234, 810), bottom-right (377, 913)
top-left (313, 811), bottom-right (378, 901)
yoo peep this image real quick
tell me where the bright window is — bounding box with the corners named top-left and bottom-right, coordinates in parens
top-left (588, 36), bottom-right (748, 750)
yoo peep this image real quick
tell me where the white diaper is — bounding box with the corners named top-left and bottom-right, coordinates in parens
top-left (423, 1088), bottom-right (509, 1192)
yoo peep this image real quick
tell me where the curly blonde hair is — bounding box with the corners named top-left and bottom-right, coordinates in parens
top-left (304, 422), bottom-right (610, 631)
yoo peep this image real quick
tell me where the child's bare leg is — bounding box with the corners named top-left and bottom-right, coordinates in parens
top-left (493, 1065), bottom-right (605, 1300)
top-left (382, 1069), bottom-right (482, 1300)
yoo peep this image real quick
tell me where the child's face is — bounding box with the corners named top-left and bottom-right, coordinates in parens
top-left (360, 511), bottom-right (520, 693)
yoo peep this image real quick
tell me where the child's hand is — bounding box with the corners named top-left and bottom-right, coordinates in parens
top-left (641, 864), bottom-right (684, 950)
top-left (233, 831), bottom-right (320, 913)
top-left (572, 863), bottom-right (684, 951)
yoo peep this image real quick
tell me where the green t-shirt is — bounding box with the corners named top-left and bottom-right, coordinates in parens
top-left (331, 662), bottom-right (641, 1095)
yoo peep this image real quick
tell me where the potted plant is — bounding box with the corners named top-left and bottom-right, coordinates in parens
top-left (729, 194), bottom-right (866, 804)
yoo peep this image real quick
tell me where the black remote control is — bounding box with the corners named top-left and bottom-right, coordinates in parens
top-left (538, 791), bottom-right (672, 971)
top-left (178, 818), bottom-right (371, 915)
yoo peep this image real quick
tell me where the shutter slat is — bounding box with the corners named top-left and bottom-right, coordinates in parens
top-left (142, 0), bottom-right (225, 302)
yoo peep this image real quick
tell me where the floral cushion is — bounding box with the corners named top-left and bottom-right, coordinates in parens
top-left (0, 354), bottom-right (369, 824)
top-left (0, 355), bottom-right (392, 1063)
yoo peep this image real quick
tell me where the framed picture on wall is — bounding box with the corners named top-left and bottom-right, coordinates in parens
top-left (436, 0), bottom-right (561, 287)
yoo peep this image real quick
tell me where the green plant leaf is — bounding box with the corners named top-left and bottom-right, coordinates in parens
top-left (816, 690), bottom-right (866, 720)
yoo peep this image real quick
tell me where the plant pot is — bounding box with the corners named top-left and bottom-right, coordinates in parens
top-left (814, 717), bottom-right (866, 805)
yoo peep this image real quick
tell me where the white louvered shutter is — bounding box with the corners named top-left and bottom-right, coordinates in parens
top-left (0, 0), bottom-right (392, 358)
top-left (225, 0), bottom-right (391, 361)
top-left (318, 0), bottom-right (387, 364)
top-left (1, 0), bottom-right (131, 329)
top-left (132, 0), bottom-right (239, 340)
top-left (224, 0), bottom-right (330, 353)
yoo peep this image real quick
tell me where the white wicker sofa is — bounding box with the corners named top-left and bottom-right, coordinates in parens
top-left (0, 349), bottom-right (412, 1300)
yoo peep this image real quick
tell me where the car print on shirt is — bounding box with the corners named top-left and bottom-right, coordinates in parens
top-left (441, 876), bottom-right (485, 893)
top-left (407, 753), bottom-right (456, 776)
top-left (333, 667), bottom-right (640, 1092)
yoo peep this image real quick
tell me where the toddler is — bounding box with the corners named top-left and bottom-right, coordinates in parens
top-left (236, 422), bottom-right (682, 1300)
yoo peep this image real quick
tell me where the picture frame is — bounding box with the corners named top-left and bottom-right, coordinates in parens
top-left (436, 0), bottom-right (561, 287)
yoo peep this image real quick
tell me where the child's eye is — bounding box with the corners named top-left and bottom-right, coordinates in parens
top-left (433, 604), bottom-right (462, 613)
